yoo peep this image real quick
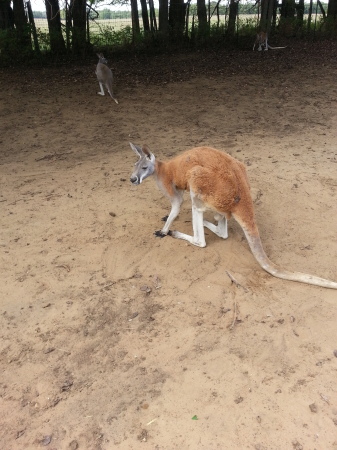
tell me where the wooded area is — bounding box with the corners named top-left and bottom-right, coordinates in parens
top-left (0, 0), bottom-right (336, 59)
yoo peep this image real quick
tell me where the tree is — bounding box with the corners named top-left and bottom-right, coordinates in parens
top-left (296, 0), bottom-right (305, 25)
top-left (45, 0), bottom-right (66, 53)
top-left (327, 0), bottom-right (337, 34)
top-left (130, 0), bottom-right (140, 37)
top-left (169, 0), bottom-right (186, 38)
top-left (12, 0), bottom-right (31, 50)
top-left (327, 0), bottom-right (337, 18)
top-left (69, 0), bottom-right (87, 55)
top-left (260, 0), bottom-right (274, 32)
top-left (227, 0), bottom-right (238, 37)
top-left (139, 0), bottom-right (150, 32)
top-left (307, 0), bottom-right (314, 30)
top-left (197, 0), bottom-right (208, 37)
top-left (148, 0), bottom-right (157, 31)
top-left (0, 0), bottom-right (14, 29)
top-left (26, 0), bottom-right (40, 53)
top-left (280, 0), bottom-right (296, 19)
top-left (159, 0), bottom-right (169, 34)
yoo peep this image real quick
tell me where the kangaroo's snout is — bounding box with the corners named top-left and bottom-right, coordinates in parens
top-left (130, 176), bottom-right (139, 185)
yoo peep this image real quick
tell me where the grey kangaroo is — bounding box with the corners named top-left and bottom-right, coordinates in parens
top-left (95, 53), bottom-right (118, 104)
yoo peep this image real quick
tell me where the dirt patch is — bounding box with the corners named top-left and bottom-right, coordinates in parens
top-left (1, 43), bottom-right (337, 449)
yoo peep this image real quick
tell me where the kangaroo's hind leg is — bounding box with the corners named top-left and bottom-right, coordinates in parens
top-left (98, 82), bottom-right (105, 96)
top-left (169, 190), bottom-right (206, 247)
top-left (264, 35), bottom-right (269, 51)
top-left (203, 214), bottom-right (228, 239)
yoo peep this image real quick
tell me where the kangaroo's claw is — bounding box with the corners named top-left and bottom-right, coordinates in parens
top-left (154, 230), bottom-right (168, 238)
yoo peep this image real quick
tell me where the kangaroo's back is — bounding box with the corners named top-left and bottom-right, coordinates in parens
top-left (96, 61), bottom-right (113, 84)
top-left (159, 147), bottom-right (253, 220)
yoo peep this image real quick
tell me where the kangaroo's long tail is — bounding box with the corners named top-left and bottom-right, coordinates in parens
top-left (234, 215), bottom-right (337, 289)
top-left (268, 45), bottom-right (287, 49)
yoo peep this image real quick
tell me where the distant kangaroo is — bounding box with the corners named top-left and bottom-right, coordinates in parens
top-left (253, 31), bottom-right (287, 51)
top-left (95, 53), bottom-right (118, 104)
top-left (129, 143), bottom-right (337, 289)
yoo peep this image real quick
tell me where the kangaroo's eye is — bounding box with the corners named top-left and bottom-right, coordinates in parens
top-left (142, 167), bottom-right (147, 170)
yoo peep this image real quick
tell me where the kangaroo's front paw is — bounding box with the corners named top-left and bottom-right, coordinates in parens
top-left (161, 215), bottom-right (169, 222)
top-left (154, 230), bottom-right (168, 238)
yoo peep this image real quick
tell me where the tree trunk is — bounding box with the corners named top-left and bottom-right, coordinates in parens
top-left (45, 0), bottom-right (66, 53)
top-left (307, 0), bottom-right (313, 30)
top-left (86, 8), bottom-right (90, 44)
top-left (169, 0), bottom-right (186, 38)
top-left (191, 13), bottom-right (195, 40)
top-left (272, 0), bottom-right (278, 31)
top-left (70, 0), bottom-right (86, 55)
top-left (327, 0), bottom-right (337, 35)
top-left (130, 0), bottom-right (140, 37)
top-left (208, 0), bottom-right (211, 32)
top-left (148, 0), bottom-right (158, 31)
top-left (65, 0), bottom-right (71, 51)
top-left (317, 0), bottom-right (326, 18)
top-left (280, 0), bottom-right (296, 18)
top-left (260, 0), bottom-right (274, 32)
top-left (260, 0), bottom-right (268, 29)
top-left (227, 0), bottom-right (238, 37)
top-left (197, 0), bottom-right (208, 36)
top-left (159, 0), bottom-right (169, 33)
top-left (185, 0), bottom-right (190, 37)
top-left (12, 0), bottom-right (31, 49)
top-left (139, 0), bottom-right (150, 32)
top-left (0, 0), bottom-right (14, 29)
top-left (296, 0), bottom-right (305, 25)
top-left (327, 0), bottom-right (337, 17)
top-left (26, 0), bottom-right (40, 53)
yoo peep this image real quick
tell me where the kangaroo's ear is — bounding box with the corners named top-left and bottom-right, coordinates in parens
top-left (142, 144), bottom-right (155, 162)
top-left (129, 142), bottom-right (143, 158)
top-left (142, 144), bottom-right (151, 157)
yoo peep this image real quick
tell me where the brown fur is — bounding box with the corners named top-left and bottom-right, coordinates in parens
top-left (254, 31), bottom-right (267, 44)
top-left (155, 147), bottom-right (257, 232)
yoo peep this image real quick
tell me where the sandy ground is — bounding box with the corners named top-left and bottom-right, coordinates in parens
top-left (0, 42), bottom-right (337, 450)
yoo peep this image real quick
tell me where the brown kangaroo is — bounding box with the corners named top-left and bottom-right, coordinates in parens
top-left (129, 143), bottom-right (337, 289)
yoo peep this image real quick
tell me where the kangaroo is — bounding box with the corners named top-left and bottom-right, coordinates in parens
top-left (95, 53), bottom-right (118, 104)
top-left (253, 31), bottom-right (287, 51)
top-left (129, 143), bottom-right (337, 289)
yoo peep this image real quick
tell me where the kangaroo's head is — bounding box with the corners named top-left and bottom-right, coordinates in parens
top-left (97, 53), bottom-right (108, 65)
top-left (129, 143), bottom-right (155, 185)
